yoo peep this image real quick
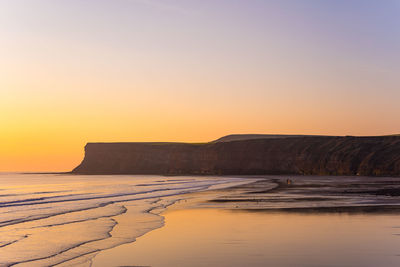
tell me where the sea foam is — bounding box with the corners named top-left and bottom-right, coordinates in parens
top-left (0, 173), bottom-right (252, 266)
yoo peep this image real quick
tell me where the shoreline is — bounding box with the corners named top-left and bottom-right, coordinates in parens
top-left (4, 174), bottom-right (400, 266)
top-left (88, 175), bottom-right (400, 266)
top-left (0, 174), bottom-right (254, 266)
top-left (90, 192), bottom-right (400, 267)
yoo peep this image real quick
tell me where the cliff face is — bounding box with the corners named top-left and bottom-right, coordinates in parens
top-left (72, 136), bottom-right (400, 176)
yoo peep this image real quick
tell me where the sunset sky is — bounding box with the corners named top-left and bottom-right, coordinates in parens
top-left (1, 0), bottom-right (399, 171)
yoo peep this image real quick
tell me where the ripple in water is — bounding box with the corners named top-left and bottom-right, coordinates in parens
top-left (0, 173), bottom-right (253, 266)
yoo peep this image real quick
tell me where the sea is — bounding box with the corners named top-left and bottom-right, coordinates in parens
top-left (2, 173), bottom-right (400, 267)
top-left (0, 173), bottom-right (253, 266)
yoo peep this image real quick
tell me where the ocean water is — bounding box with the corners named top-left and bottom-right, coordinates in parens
top-left (92, 208), bottom-right (400, 267)
top-left (0, 173), bottom-right (254, 266)
top-left (89, 175), bottom-right (400, 267)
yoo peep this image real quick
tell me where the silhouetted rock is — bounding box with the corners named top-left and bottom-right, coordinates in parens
top-left (72, 135), bottom-right (400, 176)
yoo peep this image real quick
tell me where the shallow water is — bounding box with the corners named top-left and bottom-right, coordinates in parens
top-left (0, 173), bottom-right (253, 266)
top-left (92, 208), bottom-right (400, 267)
top-left (3, 174), bottom-right (400, 266)
top-left (90, 175), bottom-right (400, 267)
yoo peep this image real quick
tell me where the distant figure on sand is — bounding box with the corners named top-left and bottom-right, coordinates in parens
top-left (286, 178), bottom-right (292, 185)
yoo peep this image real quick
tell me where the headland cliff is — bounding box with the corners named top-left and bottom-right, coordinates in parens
top-left (72, 135), bottom-right (400, 176)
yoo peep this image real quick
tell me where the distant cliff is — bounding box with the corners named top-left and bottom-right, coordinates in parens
top-left (72, 135), bottom-right (400, 176)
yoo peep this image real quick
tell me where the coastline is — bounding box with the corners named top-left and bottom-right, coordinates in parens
top-left (89, 175), bottom-right (400, 266)
top-left (91, 208), bottom-right (400, 267)
top-left (0, 174), bottom-right (256, 266)
top-left (72, 136), bottom-right (400, 177)
top-left (5, 174), bottom-right (400, 266)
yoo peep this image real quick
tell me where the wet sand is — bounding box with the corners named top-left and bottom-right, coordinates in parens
top-left (90, 175), bottom-right (400, 267)
top-left (204, 175), bottom-right (400, 211)
top-left (0, 174), bottom-right (253, 266)
top-left (91, 208), bottom-right (400, 267)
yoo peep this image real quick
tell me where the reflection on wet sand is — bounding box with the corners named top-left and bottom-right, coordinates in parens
top-left (92, 208), bottom-right (400, 267)
top-left (92, 176), bottom-right (400, 267)
top-left (0, 174), bottom-right (253, 266)
top-left (3, 174), bottom-right (400, 266)
top-left (205, 176), bottom-right (400, 211)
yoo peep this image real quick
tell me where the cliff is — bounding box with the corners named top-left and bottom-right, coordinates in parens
top-left (72, 135), bottom-right (400, 176)
top-left (211, 134), bottom-right (324, 142)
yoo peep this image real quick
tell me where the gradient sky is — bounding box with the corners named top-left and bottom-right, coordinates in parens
top-left (1, 0), bottom-right (399, 171)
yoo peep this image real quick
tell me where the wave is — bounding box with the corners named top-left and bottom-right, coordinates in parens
top-left (0, 174), bottom-right (254, 266)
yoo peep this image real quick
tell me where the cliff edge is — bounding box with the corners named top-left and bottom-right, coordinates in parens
top-left (72, 135), bottom-right (400, 176)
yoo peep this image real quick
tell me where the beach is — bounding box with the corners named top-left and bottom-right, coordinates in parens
top-left (91, 176), bottom-right (400, 267)
top-left (2, 174), bottom-right (400, 266)
top-left (3, 0), bottom-right (399, 266)
top-left (0, 173), bottom-right (255, 266)
top-left (91, 208), bottom-right (400, 267)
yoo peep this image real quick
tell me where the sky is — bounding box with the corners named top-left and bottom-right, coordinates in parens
top-left (1, 0), bottom-right (399, 171)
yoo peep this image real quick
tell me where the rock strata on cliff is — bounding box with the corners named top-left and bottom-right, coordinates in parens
top-left (72, 135), bottom-right (400, 176)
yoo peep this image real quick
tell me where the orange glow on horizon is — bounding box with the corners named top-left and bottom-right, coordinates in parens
top-left (1, 1), bottom-right (399, 171)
